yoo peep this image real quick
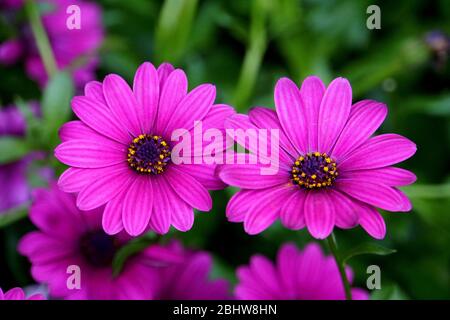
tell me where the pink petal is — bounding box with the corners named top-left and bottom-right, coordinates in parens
top-left (304, 191), bottom-right (335, 239)
top-left (58, 167), bottom-right (89, 193)
top-left (58, 166), bottom-right (124, 193)
top-left (71, 96), bottom-right (130, 144)
top-left (84, 81), bottom-right (107, 104)
top-left (4, 288), bottom-right (25, 300)
top-left (332, 100), bottom-right (387, 159)
top-left (339, 134), bottom-right (417, 171)
top-left (154, 69), bottom-right (188, 134)
top-left (244, 186), bottom-right (294, 235)
top-left (165, 166), bottom-right (212, 211)
top-left (226, 190), bottom-right (255, 223)
top-left (277, 243), bottom-right (300, 298)
top-left (225, 114), bottom-right (291, 169)
top-left (133, 62), bottom-right (159, 133)
top-left (299, 76), bottom-right (326, 152)
top-left (359, 206), bottom-right (386, 239)
top-left (218, 161), bottom-right (288, 189)
top-left (274, 77), bottom-right (308, 154)
top-left (224, 114), bottom-right (260, 155)
top-left (76, 166), bottom-right (134, 210)
top-left (102, 188), bottom-right (127, 235)
top-left (163, 84), bottom-right (216, 137)
top-left (339, 167), bottom-right (417, 186)
top-left (248, 255), bottom-right (283, 298)
top-left (280, 191), bottom-right (307, 230)
top-left (103, 74), bottom-right (142, 136)
top-left (336, 180), bottom-right (411, 212)
top-left (201, 103), bottom-right (236, 130)
top-left (296, 243), bottom-right (325, 291)
top-left (171, 196), bottom-right (194, 232)
top-left (328, 190), bottom-right (359, 228)
top-left (59, 120), bottom-right (121, 146)
top-left (317, 77), bottom-right (352, 154)
top-left (177, 163), bottom-right (226, 190)
top-left (351, 288), bottom-right (370, 300)
top-left (150, 177), bottom-right (172, 234)
top-left (157, 62), bottom-right (175, 89)
top-left (394, 189), bottom-right (412, 211)
top-left (55, 140), bottom-right (126, 168)
top-left (248, 106), bottom-right (297, 163)
top-left (122, 176), bottom-right (153, 236)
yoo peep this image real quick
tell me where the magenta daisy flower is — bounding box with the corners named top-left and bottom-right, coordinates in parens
top-left (0, 287), bottom-right (45, 300)
top-left (18, 183), bottom-right (168, 300)
top-left (55, 62), bottom-right (234, 236)
top-left (235, 243), bottom-right (368, 300)
top-left (154, 241), bottom-right (230, 300)
top-left (221, 76), bottom-right (416, 239)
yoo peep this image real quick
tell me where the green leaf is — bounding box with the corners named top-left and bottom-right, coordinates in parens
top-left (342, 243), bottom-right (396, 264)
top-left (41, 71), bottom-right (74, 147)
top-left (0, 204), bottom-right (29, 228)
top-left (112, 232), bottom-right (158, 277)
top-left (154, 0), bottom-right (199, 64)
top-left (0, 136), bottom-right (30, 164)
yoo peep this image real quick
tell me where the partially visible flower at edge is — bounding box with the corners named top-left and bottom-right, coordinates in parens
top-left (235, 242), bottom-right (368, 300)
top-left (154, 241), bottom-right (230, 300)
top-left (0, 286), bottom-right (45, 300)
top-left (18, 183), bottom-right (184, 300)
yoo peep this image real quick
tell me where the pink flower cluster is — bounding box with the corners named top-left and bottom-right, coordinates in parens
top-left (2, 57), bottom-right (416, 300)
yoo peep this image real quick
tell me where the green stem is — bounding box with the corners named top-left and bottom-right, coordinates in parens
top-left (232, 0), bottom-right (268, 111)
top-left (327, 233), bottom-right (352, 300)
top-left (25, 0), bottom-right (58, 78)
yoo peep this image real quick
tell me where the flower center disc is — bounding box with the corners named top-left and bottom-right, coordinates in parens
top-left (291, 152), bottom-right (338, 189)
top-left (127, 134), bottom-right (171, 175)
top-left (79, 231), bottom-right (119, 267)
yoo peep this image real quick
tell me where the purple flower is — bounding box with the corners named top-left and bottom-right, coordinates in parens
top-left (0, 39), bottom-right (23, 65)
top-left (55, 62), bottom-right (234, 236)
top-left (1, 0), bottom-right (103, 88)
top-left (154, 241), bottom-right (230, 300)
top-left (0, 105), bottom-right (35, 213)
top-left (235, 243), bottom-right (368, 300)
top-left (221, 76), bottom-right (416, 239)
top-left (18, 183), bottom-right (165, 300)
top-left (0, 287), bottom-right (45, 300)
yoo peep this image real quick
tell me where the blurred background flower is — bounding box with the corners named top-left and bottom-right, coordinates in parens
top-left (0, 0), bottom-right (449, 299)
top-left (0, 0), bottom-right (104, 88)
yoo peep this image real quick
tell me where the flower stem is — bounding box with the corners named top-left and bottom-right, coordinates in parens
top-left (25, 0), bottom-right (58, 78)
top-left (326, 233), bottom-right (352, 300)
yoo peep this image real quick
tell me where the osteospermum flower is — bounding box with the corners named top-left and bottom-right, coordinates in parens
top-left (0, 0), bottom-right (103, 87)
top-left (0, 287), bottom-right (44, 300)
top-left (235, 243), bottom-right (368, 300)
top-left (18, 183), bottom-right (175, 300)
top-left (221, 76), bottom-right (416, 239)
top-left (154, 241), bottom-right (230, 300)
top-left (55, 62), bottom-right (234, 236)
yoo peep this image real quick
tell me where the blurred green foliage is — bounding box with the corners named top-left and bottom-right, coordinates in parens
top-left (1, 0), bottom-right (449, 299)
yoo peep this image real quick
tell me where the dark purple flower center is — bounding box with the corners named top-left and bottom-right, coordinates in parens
top-left (127, 134), bottom-right (171, 174)
top-left (79, 231), bottom-right (119, 267)
top-left (291, 152), bottom-right (338, 189)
